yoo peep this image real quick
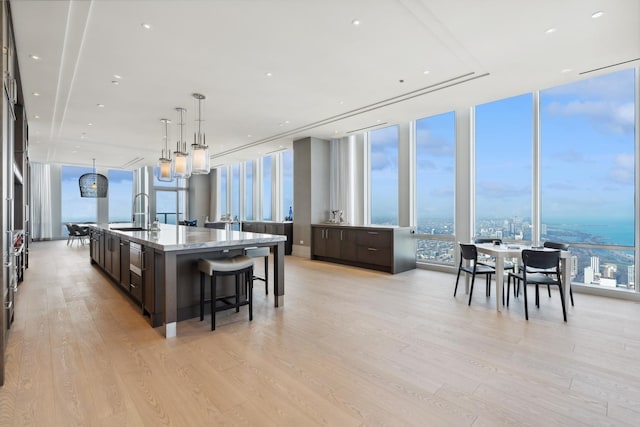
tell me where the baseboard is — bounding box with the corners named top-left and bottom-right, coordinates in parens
top-left (292, 244), bottom-right (311, 258)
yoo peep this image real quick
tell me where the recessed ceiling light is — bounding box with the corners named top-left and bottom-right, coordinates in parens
top-left (423, 70), bottom-right (430, 75)
top-left (247, 134), bottom-right (252, 138)
top-left (265, 72), bottom-right (273, 77)
top-left (339, 100), bottom-right (345, 105)
top-left (32, 92), bottom-right (40, 96)
top-left (97, 103), bottom-right (105, 107)
top-left (88, 122), bottom-right (93, 126)
top-left (591, 11), bottom-right (604, 18)
top-left (561, 68), bottom-right (572, 73)
top-left (545, 28), bottom-right (557, 34)
top-left (34, 115), bottom-right (40, 119)
top-left (29, 54), bottom-right (40, 60)
top-left (111, 80), bottom-right (119, 85)
top-left (284, 120), bottom-right (290, 124)
top-left (141, 23), bottom-right (151, 29)
top-left (113, 74), bottom-right (122, 79)
top-left (352, 19), bottom-right (360, 26)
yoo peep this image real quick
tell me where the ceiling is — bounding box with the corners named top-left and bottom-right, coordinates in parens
top-left (9, 0), bottom-right (640, 170)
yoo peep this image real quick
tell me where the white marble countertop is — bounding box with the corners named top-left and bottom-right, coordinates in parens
top-left (312, 223), bottom-right (409, 229)
top-left (90, 223), bottom-right (286, 252)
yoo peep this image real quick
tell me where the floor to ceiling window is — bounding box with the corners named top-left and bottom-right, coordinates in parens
top-left (415, 112), bottom-right (456, 264)
top-left (219, 166), bottom-right (227, 217)
top-left (108, 169), bottom-right (133, 223)
top-left (540, 69), bottom-right (636, 289)
top-left (245, 160), bottom-right (254, 220)
top-left (61, 165), bottom-right (97, 234)
top-left (370, 125), bottom-right (399, 225)
top-left (231, 163), bottom-right (240, 220)
top-left (262, 156), bottom-right (273, 220)
top-left (475, 93), bottom-right (533, 240)
top-left (152, 167), bottom-right (187, 224)
top-left (282, 150), bottom-right (293, 221)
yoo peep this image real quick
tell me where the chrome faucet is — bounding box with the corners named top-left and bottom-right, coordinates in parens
top-left (133, 192), bottom-right (150, 229)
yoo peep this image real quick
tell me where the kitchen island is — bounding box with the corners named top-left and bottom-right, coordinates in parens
top-left (88, 223), bottom-right (286, 338)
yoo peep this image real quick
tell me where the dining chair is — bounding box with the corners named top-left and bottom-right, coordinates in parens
top-left (474, 238), bottom-right (515, 297)
top-left (71, 224), bottom-right (90, 246)
top-left (543, 242), bottom-right (573, 306)
top-left (507, 249), bottom-right (567, 321)
top-left (454, 243), bottom-right (496, 306)
top-left (65, 223), bottom-right (78, 246)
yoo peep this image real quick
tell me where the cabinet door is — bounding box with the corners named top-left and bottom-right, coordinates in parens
top-left (143, 248), bottom-right (155, 313)
top-left (111, 236), bottom-right (121, 283)
top-left (103, 235), bottom-right (113, 274)
top-left (311, 227), bottom-right (327, 257)
top-left (339, 229), bottom-right (357, 262)
top-left (325, 228), bottom-right (342, 257)
top-left (119, 240), bottom-right (130, 289)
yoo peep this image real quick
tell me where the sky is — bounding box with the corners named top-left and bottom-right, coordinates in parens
top-left (371, 68), bottom-right (635, 235)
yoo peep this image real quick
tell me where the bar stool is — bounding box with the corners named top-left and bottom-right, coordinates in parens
top-left (198, 255), bottom-right (254, 330)
top-left (244, 246), bottom-right (269, 295)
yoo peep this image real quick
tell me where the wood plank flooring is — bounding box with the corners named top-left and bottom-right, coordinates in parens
top-left (1, 240), bottom-right (640, 426)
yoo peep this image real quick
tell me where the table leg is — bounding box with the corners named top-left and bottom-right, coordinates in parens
top-left (561, 255), bottom-right (570, 311)
top-left (273, 241), bottom-right (285, 307)
top-left (495, 255), bottom-right (504, 312)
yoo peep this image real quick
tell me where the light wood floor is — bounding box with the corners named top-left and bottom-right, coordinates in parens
top-left (1, 241), bottom-right (640, 426)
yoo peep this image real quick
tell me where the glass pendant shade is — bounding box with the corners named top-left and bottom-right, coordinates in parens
top-left (191, 144), bottom-right (210, 174)
top-left (173, 152), bottom-right (190, 178)
top-left (190, 93), bottom-right (211, 175)
top-left (172, 107), bottom-right (191, 178)
top-left (157, 157), bottom-right (173, 181)
top-left (157, 118), bottom-right (173, 181)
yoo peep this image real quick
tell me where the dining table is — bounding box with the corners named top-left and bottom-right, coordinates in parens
top-left (470, 242), bottom-right (572, 312)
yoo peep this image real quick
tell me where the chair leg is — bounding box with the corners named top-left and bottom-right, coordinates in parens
top-left (506, 275), bottom-right (511, 307)
top-left (248, 267), bottom-right (253, 321)
top-left (486, 274), bottom-right (491, 297)
top-left (523, 283), bottom-right (529, 320)
top-left (211, 273), bottom-right (217, 331)
top-left (454, 268), bottom-right (462, 297)
top-left (569, 286), bottom-right (574, 306)
top-left (199, 272), bottom-right (205, 321)
top-left (558, 284), bottom-right (567, 322)
top-left (547, 284), bottom-right (551, 298)
top-left (468, 274), bottom-right (476, 306)
top-left (535, 285), bottom-right (540, 308)
top-left (235, 274), bottom-right (240, 313)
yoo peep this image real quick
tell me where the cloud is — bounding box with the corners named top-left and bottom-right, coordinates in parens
top-left (476, 181), bottom-right (526, 198)
top-left (416, 128), bottom-right (454, 157)
top-left (552, 148), bottom-right (588, 163)
top-left (608, 153), bottom-right (634, 185)
top-left (543, 69), bottom-right (634, 101)
top-left (371, 151), bottom-right (394, 171)
top-left (545, 100), bottom-right (634, 134)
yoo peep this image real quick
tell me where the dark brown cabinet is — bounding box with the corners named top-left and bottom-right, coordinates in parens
top-left (241, 221), bottom-right (293, 255)
top-left (311, 225), bottom-right (416, 274)
top-left (103, 232), bottom-right (121, 282)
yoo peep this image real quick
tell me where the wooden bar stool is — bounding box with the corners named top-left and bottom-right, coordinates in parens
top-left (244, 246), bottom-right (269, 295)
top-left (198, 255), bottom-right (254, 330)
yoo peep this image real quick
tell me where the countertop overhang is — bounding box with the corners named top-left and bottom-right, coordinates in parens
top-left (90, 223), bottom-right (286, 252)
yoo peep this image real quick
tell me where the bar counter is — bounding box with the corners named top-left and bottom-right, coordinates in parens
top-left (88, 223), bottom-right (286, 338)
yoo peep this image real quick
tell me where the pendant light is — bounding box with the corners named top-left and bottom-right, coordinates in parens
top-left (172, 107), bottom-right (191, 178)
top-left (79, 158), bottom-right (108, 197)
top-left (157, 118), bottom-right (173, 182)
top-left (190, 93), bottom-right (210, 174)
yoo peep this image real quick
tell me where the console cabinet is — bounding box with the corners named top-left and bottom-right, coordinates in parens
top-left (241, 221), bottom-right (293, 255)
top-left (311, 225), bottom-right (415, 274)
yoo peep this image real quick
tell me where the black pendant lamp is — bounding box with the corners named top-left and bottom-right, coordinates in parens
top-left (79, 158), bottom-right (108, 197)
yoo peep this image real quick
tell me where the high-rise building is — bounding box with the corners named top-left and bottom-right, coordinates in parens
top-left (591, 256), bottom-right (600, 274)
top-left (541, 223), bottom-right (548, 236)
top-left (629, 265), bottom-right (636, 288)
top-left (571, 256), bottom-right (578, 278)
top-left (584, 266), bottom-right (594, 284)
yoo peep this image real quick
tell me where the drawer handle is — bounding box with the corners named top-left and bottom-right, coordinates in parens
top-left (5, 301), bottom-right (12, 310)
top-left (367, 232), bottom-right (379, 235)
top-left (367, 247), bottom-right (378, 252)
